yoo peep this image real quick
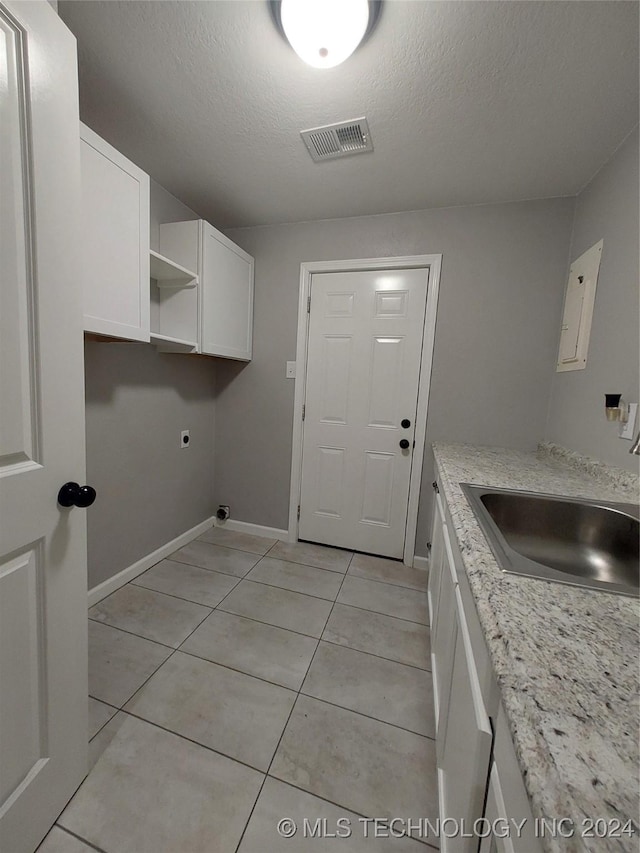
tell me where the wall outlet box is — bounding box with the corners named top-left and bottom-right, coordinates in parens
top-left (286, 361), bottom-right (296, 379)
top-left (620, 403), bottom-right (638, 440)
top-left (180, 429), bottom-right (190, 448)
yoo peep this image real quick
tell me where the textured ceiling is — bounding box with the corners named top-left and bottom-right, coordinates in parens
top-left (59, 1), bottom-right (639, 229)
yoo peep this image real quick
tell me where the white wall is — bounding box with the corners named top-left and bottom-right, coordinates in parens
top-left (220, 197), bottom-right (575, 555)
top-left (545, 127), bottom-right (639, 470)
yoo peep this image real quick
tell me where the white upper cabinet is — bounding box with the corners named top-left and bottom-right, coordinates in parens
top-left (159, 220), bottom-right (254, 361)
top-left (80, 123), bottom-right (150, 342)
top-left (200, 223), bottom-right (253, 360)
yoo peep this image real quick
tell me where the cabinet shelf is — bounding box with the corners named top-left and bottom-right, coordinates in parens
top-left (149, 332), bottom-right (197, 352)
top-left (150, 250), bottom-right (198, 288)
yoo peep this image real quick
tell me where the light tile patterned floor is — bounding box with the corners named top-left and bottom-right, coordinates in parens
top-left (40, 532), bottom-right (438, 853)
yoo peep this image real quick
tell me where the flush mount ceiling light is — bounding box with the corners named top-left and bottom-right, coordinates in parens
top-left (271, 0), bottom-right (381, 69)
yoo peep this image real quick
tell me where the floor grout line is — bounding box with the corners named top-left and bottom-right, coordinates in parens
top-left (232, 553), bottom-right (354, 853)
top-left (155, 557), bottom-right (258, 580)
top-left (240, 574), bottom-right (342, 602)
top-left (259, 776), bottom-right (441, 851)
top-left (252, 551), bottom-right (350, 576)
top-left (225, 576), bottom-right (340, 605)
top-left (88, 617), bottom-right (178, 651)
top-left (195, 535), bottom-right (276, 558)
top-left (319, 635), bottom-right (432, 672)
top-left (118, 708), bottom-right (269, 776)
top-left (129, 577), bottom-right (242, 608)
top-left (50, 824), bottom-right (109, 853)
top-left (330, 598), bottom-right (430, 626)
top-left (215, 604), bottom-right (327, 640)
top-left (172, 646), bottom-right (304, 693)
top-left (347, 569), bottom-right (429, 593)
top-left (296, 690), bottom-right (436, 741)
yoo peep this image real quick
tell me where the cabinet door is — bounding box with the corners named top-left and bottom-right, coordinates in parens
top-left (200, 224), bottom-right (253, 360)
top-left (482, 705), bottom-right (543, 853)
top-left (434, 521), bottom-right (458, 761)
top-left (80, 123), bottom-right (150, 341)
top-left (439, 586), bottom-right (493, 853)
top-left (479, 764), bottom-right (515, 853)
top-left (428, 492), bottom-right (446, 636)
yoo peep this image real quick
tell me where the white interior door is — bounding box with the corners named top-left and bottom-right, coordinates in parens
top-left (299, 268), bottom-right (428, 558)
top-left (0, 3), bottom-right (88, 851)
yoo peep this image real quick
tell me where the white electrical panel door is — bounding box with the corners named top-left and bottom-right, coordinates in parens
top-left (200, 224), bottom-right (254, 360)
top-left (556, 240), bottom-right (602, 372)
top-left (80, 123), bottom-right (150, 341)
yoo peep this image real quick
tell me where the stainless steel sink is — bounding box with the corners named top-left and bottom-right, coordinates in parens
top-left (460, 484), bottom-right (639, 596)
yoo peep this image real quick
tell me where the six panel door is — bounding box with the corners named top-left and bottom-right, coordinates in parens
top-left (299, 268), bottom-right (428, 558)
top-left (0, 3), bottom-right (89, 850)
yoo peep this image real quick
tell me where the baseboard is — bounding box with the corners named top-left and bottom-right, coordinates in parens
top-left (215, 518), bottom-right (288, 540)
top-left (413, 555), bottom-right (429, 570)
top-left (87, 515), bottom-right (216, 607)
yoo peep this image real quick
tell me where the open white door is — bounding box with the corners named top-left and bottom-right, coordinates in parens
top-left (0, 3), bottom-right (89, 851)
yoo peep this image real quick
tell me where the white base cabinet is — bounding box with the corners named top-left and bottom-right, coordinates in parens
top-left (80, 123), bottom-right (150, 342)
top-left (429, 477), bottom-right (542, 853)
top-left (159, 220), bottom-right (254, 361)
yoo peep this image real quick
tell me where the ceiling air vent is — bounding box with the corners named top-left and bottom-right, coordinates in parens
top-left (301, 118), bottom-right (373, 163)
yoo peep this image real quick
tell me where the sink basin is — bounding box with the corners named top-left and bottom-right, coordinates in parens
top-left (460, 484), bottom-right (639, 597)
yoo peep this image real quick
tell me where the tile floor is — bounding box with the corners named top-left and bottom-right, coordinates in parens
top-left (38, 529), bottom-right (438, 853)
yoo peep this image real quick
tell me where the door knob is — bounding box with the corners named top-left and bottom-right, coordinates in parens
top-left (58, 482), bottom-right (97, 508)
top-left (401, 419), bottom-right (411, 429)
top-left (399, 439), bottom-right (410, 450)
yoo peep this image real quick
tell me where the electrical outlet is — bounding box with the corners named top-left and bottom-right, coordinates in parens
top-left (620, 403), bottom-right (638, 440)
top-left (180, 430), bottom-right (190, 448)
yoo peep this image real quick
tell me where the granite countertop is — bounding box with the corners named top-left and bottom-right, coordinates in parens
top-left (431, 442), bottom-right (639, 853)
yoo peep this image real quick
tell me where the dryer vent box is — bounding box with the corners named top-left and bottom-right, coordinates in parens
top-left (301, 118), bottom-right (373, 162)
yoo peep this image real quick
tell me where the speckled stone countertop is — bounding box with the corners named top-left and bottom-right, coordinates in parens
top-left (432, 442), bottom-right (639, 853)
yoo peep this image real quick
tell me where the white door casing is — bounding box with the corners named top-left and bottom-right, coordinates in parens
top-left (291, 256), bottom-right (441, 563)
top-left (0, 3), bottom-right (88, 851)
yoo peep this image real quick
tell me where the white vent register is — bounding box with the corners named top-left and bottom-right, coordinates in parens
top-left (301, 117), bottom-right (373, 162)
top-left (556, 240), bottom-right (602, 372)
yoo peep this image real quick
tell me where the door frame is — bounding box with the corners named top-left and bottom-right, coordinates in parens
top-left (288, 254), bottom-right (442, 565)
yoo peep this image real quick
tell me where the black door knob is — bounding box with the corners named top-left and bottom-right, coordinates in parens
top-left (399, 439), bottom-right (410, 449)
top-left (401, 419), bottom-right (411, 429)
top-left (58, 482), bottom-right (97, 508)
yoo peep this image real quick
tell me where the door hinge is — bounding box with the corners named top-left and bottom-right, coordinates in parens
top-left (297, 505), bottom-right (301, 520)
top-left (307, 296), bottom-right (311, 313)
top-left (302, 404), bottom-right (306, 421)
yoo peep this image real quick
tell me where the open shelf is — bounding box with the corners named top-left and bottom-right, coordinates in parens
top-left (150, 250), bottom-right (198, 288)
top-left (149, 332), bottom-right (197, 352)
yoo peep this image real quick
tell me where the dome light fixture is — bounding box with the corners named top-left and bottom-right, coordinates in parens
top-left (273, 0), bottom-right (381, 69)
